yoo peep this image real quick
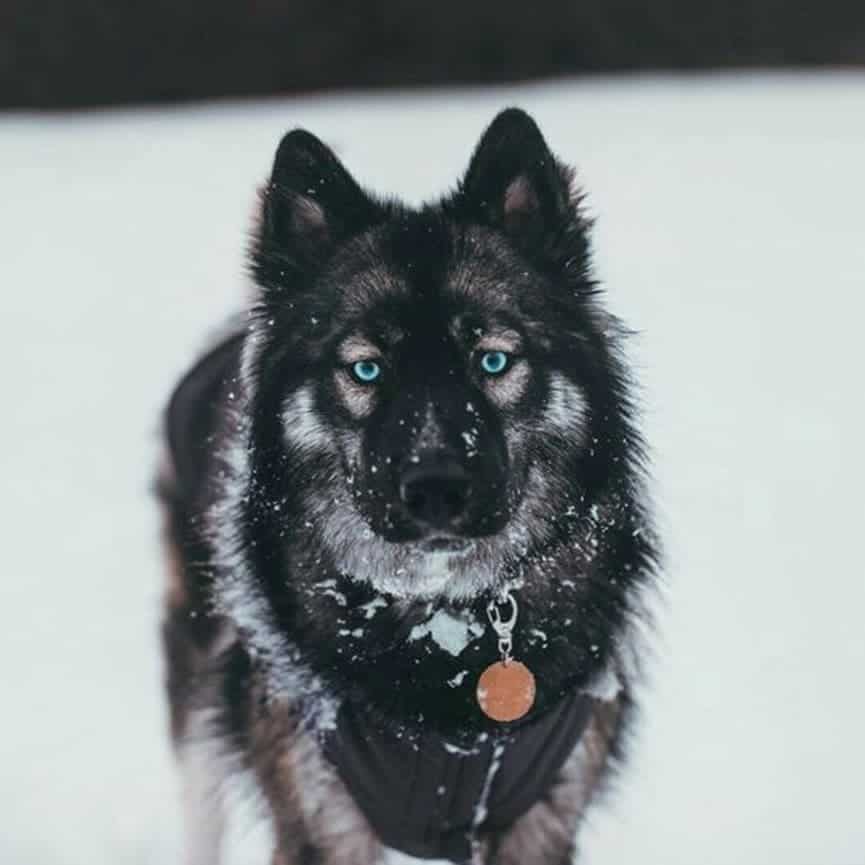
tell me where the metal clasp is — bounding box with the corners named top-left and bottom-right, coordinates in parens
top-left (486, 589), bottom-right (518, 663)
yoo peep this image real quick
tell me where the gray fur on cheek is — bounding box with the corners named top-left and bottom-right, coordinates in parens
top-left (334, 371), bottom-right (377, 419)
top-left (338, 429), bottom-right (364, 473)
top-left (485, 359), bottom-right (530, 408)
top-left (543, 372), bottom-right (589, 443)
top-left (282, 386), bottom-right (336, 453)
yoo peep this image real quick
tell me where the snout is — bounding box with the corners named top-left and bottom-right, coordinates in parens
top-left (399, 451), bottom-right (471, 531)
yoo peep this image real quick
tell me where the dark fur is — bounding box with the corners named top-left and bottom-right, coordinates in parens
top-left (159, 108), bottom-right (658, 864)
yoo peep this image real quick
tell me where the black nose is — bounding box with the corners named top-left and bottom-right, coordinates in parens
top-left (399, 452), bottom-right (471, 529)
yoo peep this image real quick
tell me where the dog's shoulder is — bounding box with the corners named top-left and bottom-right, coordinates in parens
top-left (164, 326), bottom-right (245, 506)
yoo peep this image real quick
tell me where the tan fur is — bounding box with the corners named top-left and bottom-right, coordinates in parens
top-left (484, 358), bottom-right (531, 408)
top-left (338, 335), bottom-right (383, 363)
top-left (163, 529), bottom-right (189, 609)
top-left (158, 460), bottom-right (189, 610)
top-left (476, 328), bottom-right (523, 354)
top-left (244, 690), bottom-right (382, 865)
top-left (334, 369), bottom-right (378, 418)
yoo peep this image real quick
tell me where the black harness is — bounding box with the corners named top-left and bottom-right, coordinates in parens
top-left (325, 692), bottom-right (594, 863)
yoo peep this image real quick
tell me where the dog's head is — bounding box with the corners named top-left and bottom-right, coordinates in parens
top-left (240, 109), bottom-right (632, 602)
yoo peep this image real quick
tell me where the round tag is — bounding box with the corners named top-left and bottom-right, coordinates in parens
top-left (476, 660), bottom-right (536, 722)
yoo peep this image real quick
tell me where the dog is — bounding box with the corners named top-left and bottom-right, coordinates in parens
top-left (158, 107), bottom-right (658, 865)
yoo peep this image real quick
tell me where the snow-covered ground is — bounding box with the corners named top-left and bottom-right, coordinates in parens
top-left (1, 73), bottom-right (863, 865)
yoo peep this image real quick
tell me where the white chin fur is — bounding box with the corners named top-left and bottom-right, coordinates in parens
top-left (307, 491), bottom-right (502, 602)
top-left (365, 548), bottom-right (483, 601)
top-left (334, 529), bottom-right (500, 602)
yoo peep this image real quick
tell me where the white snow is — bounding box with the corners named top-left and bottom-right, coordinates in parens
top-left (442, 740), bottom-right (481, 757)
top-left (473, 741), bottom-right (507, 829)
top-left (447, 670), bottom-right (469, 688)
top-left (321, 588), bottom-right (348, 606)
top-left (382, 851), bottom-right (452, 865)
top-left (360, 595), bottom-right (389, 619)
top-left (409, 608), bottom-right (485, 656)
top-left (1, 72), bottom-right (864, 865)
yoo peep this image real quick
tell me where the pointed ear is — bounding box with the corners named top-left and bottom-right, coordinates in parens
top-left (459, 108), bottom-right (571, 247)
top-left (255, 129), bottom-right (378, 280)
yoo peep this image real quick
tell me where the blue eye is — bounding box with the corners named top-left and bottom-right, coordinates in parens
top-left (351, 359), bottom-right (382, 383)
top-left (479, 350), bottom-right (510, 376)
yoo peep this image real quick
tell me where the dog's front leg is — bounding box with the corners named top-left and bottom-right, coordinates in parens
top-left (178, 731), bottom-right (227, 865)
top-left (491, 698), bottom-right (624, 865)
top-left (489, 810), bottom-right (577, 865)
top-left (253, 708), bottom-right (382, 865)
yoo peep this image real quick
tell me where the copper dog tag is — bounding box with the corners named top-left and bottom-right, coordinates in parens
top-left (477, 660), bottom-right (536, 722)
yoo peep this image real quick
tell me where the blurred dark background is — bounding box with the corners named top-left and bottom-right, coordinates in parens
top-left (3, 0), bottom-right (865, 109)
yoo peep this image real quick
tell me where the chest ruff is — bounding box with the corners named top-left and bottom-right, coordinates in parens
top-left (324, 692), bottom-right (593, 863)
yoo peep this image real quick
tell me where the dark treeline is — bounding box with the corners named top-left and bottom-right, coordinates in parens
top-left (3, 0), bottom-right (864, 108)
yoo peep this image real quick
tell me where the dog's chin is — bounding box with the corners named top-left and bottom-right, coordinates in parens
top-left (383, 539), bottom-right (472, 600)
top-left (418, 535), bottom-right (472, 554)
top-left (317, 501), bottom-right (508, 602)
top-left (361, 536), bottom-right (497, 602)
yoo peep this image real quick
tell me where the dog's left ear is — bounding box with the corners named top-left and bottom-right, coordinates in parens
top-left (459, 108), bottom-right (571, 247)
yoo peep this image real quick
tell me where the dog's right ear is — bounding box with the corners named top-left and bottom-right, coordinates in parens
top-left (254, 130), bottom-right (379, 286)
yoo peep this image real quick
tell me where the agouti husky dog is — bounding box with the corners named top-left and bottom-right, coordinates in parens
top-left (159, 108), bottom-right (658, 865)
